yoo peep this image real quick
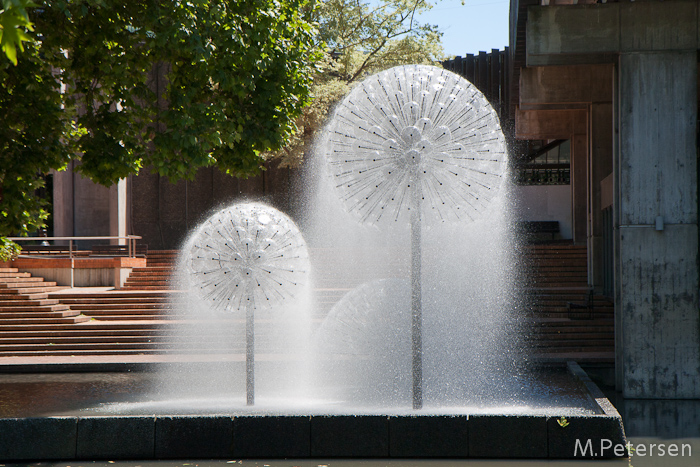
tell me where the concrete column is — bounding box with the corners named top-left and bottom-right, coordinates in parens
top-left (109, 178), bottom-right (128, 245)
top-left (73, 173), bottom-right (110, 238)
top-left (615, 51), bottom-right (700, 398)
top-left (51, 164), bottom-right (74, 240)
top-left (570, 132), bottom-right (588, 244)
top-left (54, 161), bottom-right (112, 241)
top-left (589, 103), bottom-right (613, 290)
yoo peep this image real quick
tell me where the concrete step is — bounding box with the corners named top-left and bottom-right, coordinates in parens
top-left (0, 322), bottom-right (163, 332)
top-left (526, 258), bottom-right (587, 264)
top-left (125, 277), bottom-right (174, 282)
top-left (0, 342), bottom-right (172, 353)
top-left (77, 308), bottom-right (171, 315)
top-left (531, 273), bottom-right (588, 279)
top-left (125, 276), bottom-right (174, 281)
top-left (537, 306), bottom-right (614, 312)
top-left (535, 316), bottom-right (613, 323)
top-left (527, 292), bottom-right (603, 298)
top-left (130, 266), bottom-right (176, 271)
top-left (0, 277), bottom-right (45, 284)
top-left (0, 280), bottom-right (57, 289)
top-left (538, 327), bottom-right (614, 334)
top-left (0, 316), bottom-right (92, 325)
top-left (123, 279), bottom-right (173, 284)
top-left (56, 298), bottom-right (170, 309)
top-left (81, 314), bottom-right (173, 321)
top-left (538, 334), bottom-right (615, 343)
top-left (0, 310), bottom-right (84, 319)
top-left (0, 268), bottom-right (19, 273)
top-left (532, 307), bottom-right (615, 319)
top-left (125, 275), bottom-right (172, 278)
top-left (0, 304), bottom-right (71, 312)
top-left (0, 348), bottom-right (231, 357)
top-left (533, 347), bottom-right (614, 355)
top-left (534, 312), bottom-right (614, 319)
top-left (67, 303), bottom-right (170, 310)
top-left (526, 249), bottom-right (587, 255)
top-left (531, 282), bottom-right (589, 288)
top-left (531, 278), bottom-right (588, 284)
top-left (126, 271), bottom-right (175, 276)
top-left (526, 258), bottom-right (588, 263)
top-left (128, 273), bottom-right (175, 278)
top-left (0, 292), bottom-right (50, 300)
top-left (533, 303), bottom-right (613, 310)
top-left (0, 335), bottom-right (172, 346)
top-left (0, 328), bottom-right (166, 338)
top-left (526, 251), bottom-right (587, 256)
top-left (530, 304), bottom-right (613, 312)
top-left (51, 291), bottom-right (179, 299)
top-left (0, 272), bottom-right (31, 278)
top-left (531, 267), bottom-right (588, 274)
top-left (534, 340), bottom-right (614, 349)
top-left (530, 299), bottom-right (611, 306)
top-left (0, 286), bottom-right (64, 294)
top-left (0, 299), bottom-right (61, 307)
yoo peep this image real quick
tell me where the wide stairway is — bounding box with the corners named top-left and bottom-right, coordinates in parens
top-left (121, 250), bottom-right (179, 290)
top-left (0, 251), bottom-right (197, 357)
top-left (0, 244), bottom-right (614, 361)
top-left (0, 268), bottom-right (95, 356)
top-left (0, 268), bottom-right (84, 326)
top-left (524, 244), bottom-right (614, 363)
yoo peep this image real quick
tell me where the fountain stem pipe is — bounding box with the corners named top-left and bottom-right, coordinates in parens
top-left (411, 182), bottom-right (423, 410)
top-left (246, 300), bottom-right (255, 406)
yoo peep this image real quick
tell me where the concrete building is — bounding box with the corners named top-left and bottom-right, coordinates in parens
top-left (52, 162), bottom-right (296, 250)
top-left (510, 0), bottom-right (700, 398)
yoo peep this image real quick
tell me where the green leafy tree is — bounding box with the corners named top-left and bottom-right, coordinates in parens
top-left (1, 22), bottom-right (78, 245)
top-left (317, 0), bottom-right (442, 83)
top-left (266, 0), bottom-right (443, 168)
top-left (0, 0), bottom-right (35, 65)
top-left (0, 0), bottom-right (321, 257)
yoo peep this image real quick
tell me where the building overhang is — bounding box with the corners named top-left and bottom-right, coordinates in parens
top-left (526, 2), bottom-right (700, 67)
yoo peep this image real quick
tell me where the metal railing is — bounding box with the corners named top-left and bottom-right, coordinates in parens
top-left (514, 166), bottom-right (571, 185)
top-left (5, 236), bottom-right (143, 288)
top-left (6, 236), bottom-right (143, 259)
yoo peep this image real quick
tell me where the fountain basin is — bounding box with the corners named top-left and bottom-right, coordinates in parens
top-left (0, 362), bottom-right (625, 461)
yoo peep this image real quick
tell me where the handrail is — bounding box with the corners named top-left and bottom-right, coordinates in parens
top-left (6, 235), bottom-right (143, 288)
top-left (6, 235), bottom-right (142, 241)
top-left (7, 236), bottom-right (143, 258)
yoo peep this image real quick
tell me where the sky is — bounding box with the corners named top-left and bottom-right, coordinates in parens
top-left (415, 0), bottom-right (510, 58)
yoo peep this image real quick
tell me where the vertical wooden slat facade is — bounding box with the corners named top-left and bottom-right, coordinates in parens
top-left (443, 48), bottom-right (511, 123)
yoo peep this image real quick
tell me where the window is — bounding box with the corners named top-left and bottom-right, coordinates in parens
top-left (515, 140), bottom-right (570, 185)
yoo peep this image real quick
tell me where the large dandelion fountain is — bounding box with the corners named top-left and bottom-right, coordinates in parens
top-left (324, 64), bottom-right (507, 409)
top-left (185, 202), bottom-right (310, 405)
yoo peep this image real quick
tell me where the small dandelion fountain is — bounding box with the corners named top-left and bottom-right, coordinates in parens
top-left (324, 65), bottom-right (507, 408)
top-left (185, 202), bottom-right (310, 405)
